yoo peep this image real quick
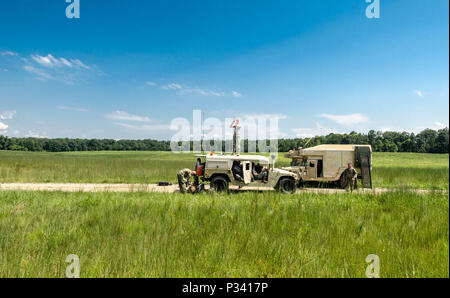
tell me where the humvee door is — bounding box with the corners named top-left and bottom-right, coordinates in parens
top-left (306, 158), bottom-right (323, 179)
top-left (307, 159), bottom-right (318, 178)
top-left (242, 161), bottom-right (252, 184)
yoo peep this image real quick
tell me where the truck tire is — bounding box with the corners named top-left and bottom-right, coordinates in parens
top-left (278, 177), bottom-right (296, 194)
top-left (211, 176), bottom-right (229, 193)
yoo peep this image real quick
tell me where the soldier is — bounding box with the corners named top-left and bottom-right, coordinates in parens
top-left (230, 118), bottom-right (241, 155)
top-left (232, 161), bottom-right (244, 182)
top-left (177, 168), bottom-right (196, 194)
top-left (252, 163), bottom-right (268, 183)
top-left (193, 158), bottom-right (202, 187)
top-left (343, 163), bottom-right (358, 192)
top-left (194, 158), bottom-right (202, 172)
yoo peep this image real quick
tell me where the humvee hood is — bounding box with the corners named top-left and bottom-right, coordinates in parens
top-left (272, 168), bottom-right (297, 176)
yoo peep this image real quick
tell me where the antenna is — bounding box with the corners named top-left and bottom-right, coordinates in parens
top-left (304, 136), bottom-right (314, 148)
top-left (269, 153), bottom-right (277, 169)
top-left (201, 109), bottom-right (204, 153)
top-left (304, 124), bottom-right (327, 148)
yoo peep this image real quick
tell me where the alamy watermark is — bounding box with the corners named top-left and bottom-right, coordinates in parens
top-left (65, 254), bottom-right (80, 278)
top-left (66, 0), bottom-right (80, 19)
top-left (365, 0), bottom-right (380, 19)
top-left (365, 254), bottom-right (380, 278)
top-left (65, 1), bottom-right (380, 20)
top-left (169, 110), bottom-right (280, 159)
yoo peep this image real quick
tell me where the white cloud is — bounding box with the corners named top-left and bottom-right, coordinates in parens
top-left (0, 110), bottom-right (16, 120)
top-left (180, 88), bottom-right (224, 97)
top-left (434, 122), bottom-right (447, 129)
top-left (0, 51), bottom-right (18, 56)
top-left (292, 122), bottom-right (338, 138)
top-left (161, 83), bottom-right (183, 90)
top-left (58, 106), bottom-right (89, 112)
top-left (145, 81), bottom-right (157, 86)
top-left (161, 82), bottom-right (229, 97)
top-left (25, 130), bottom-right (49, 138)
top-left (237, 113), bottom-right (288, 140)
top-left (292, 127), bottom-right (316, 138)
top-left (115, 122), bottom-right (170, 131)
top-left (31, 54), bottom-right (60, 67)
top-left (70, 59), bottom-right (90, 70)
top-left (416, 122), bottom-right (449, 132)
top-left (1, 51), bottom-right (95, 84)
top-left (190, 89), bottom-right (208, 95)
top-left (23, 65), bottom-right (53, 80)
top-left (207, 90), bottom-right (225, 97)
top-left (232, 91), bottom-right (242, 97)
top-left (241, 113), bottom-right (288, 120)
top-left (319, 113), bottom-right (369, 126)
top-left (31, 54), bottom-right (90, 70)
top-left (60, 58), bottom-right (73, 67)
top-left (0, 110), bottom-right (16, 132)
top-left (106, 111), bottom-right (152, 122)
top-left (413, 90), bottom-right (423, 97)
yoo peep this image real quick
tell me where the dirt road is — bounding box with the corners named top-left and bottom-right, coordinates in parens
top-left (0, 183), bottom-right (445, 194)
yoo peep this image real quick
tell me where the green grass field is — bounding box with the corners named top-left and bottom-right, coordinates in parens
top-left (0, 190), bottom-right (448, 278)
top-left (0, 151), bottom-right (448, 189)
top-left (0, 151), bottom-right (448, 277)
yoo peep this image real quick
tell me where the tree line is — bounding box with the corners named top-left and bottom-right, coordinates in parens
top-left (0, 128), bottom-right (448, 153)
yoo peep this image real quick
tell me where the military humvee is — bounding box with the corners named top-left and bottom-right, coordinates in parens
top-left (196, 154), bottom-right (298, 193)
top-left (283, 144), bottom-right (373, 189)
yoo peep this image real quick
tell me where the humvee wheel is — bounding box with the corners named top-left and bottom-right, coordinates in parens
top-left (211, 176), bottom-right (229, 193)
top-left (278, 177), bottom-right (296, 194)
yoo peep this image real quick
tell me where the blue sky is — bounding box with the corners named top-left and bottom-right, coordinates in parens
top-left (0, 0), bottom-right (448, 140)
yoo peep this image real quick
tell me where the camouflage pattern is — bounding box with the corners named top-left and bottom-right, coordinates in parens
top-left (343, 166), bottom-right (358, 191)
top-left (230, 119), bottom-right (241, 155)
top-left (344, 167), bottom-right (358, 180)
top-left (177, 168), bottom-right (193, 194)
top-left (232, 163), bottom-right (244, 182)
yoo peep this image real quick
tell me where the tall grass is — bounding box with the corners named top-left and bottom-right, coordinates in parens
top-left (0, 190), bottom-right (448, 278)
top-left (0, 151), bottom-right (194, 184)
top-left (1, 151), bottom-right (448, 189)
top-left (370, 152), bottom-right (449, 189)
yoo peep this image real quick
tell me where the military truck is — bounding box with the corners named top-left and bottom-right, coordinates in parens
top-left (283, 144), bottom-right (373, 189)
top-left (195, 154), bottom-right (298, 193)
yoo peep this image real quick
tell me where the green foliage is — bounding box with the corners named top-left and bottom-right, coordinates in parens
top-left (0, 137), bottom-right (171, 152)
top-left (0, 190), bottom-right (447, 277)
top-left (0, 128), bottom-right (448, 153)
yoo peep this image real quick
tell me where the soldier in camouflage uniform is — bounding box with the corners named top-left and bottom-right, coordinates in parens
top-left (343, 163), bottom-right (358, 192)
top-left (177, 168), bottom-right (195, 194)
top-left (230, 118), bottom-right (242, 156)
